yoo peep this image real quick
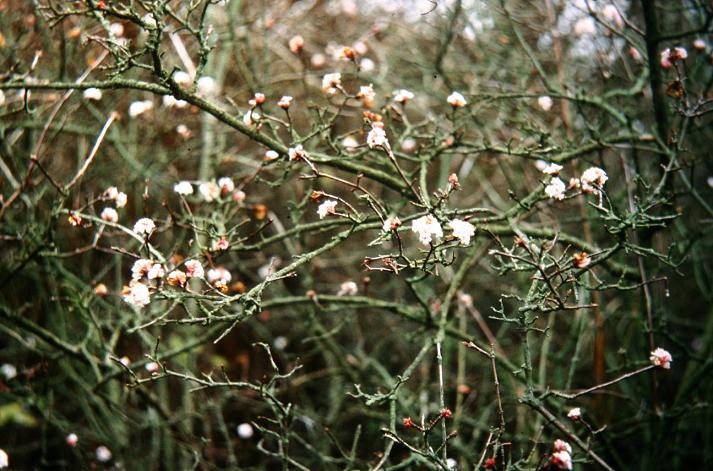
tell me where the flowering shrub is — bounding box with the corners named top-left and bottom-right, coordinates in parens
top-left (1, 0), bottom-right (712, 469)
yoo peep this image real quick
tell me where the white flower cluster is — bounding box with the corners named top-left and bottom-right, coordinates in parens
top-left (447, 91), bottom-right (467, 107)
top-left (367, 122), bottom-right (389, 149)
top-left (411, 215), bottom-right (443, 245)
top-left (317, 200), bottom-right (338, 219)
top-left (393, 89), bottom-right (414, 104)
top-left (122, 257), bottom-right (211, 308)
top-left (545, 177), bottom-right (567, 200)
top-left (411, 215), bottom-right (476, 246)
top-left (122, 282), bottom-right (151, 308)
top-left (322, 73), bottom-right (341, 94)
top-left (650, 347), bottom-right (673, 369)
top-left (539, 163), bottom-right (609, 200)
top-left (128, 99), bottom-right (154, 118)
top-left (176, 177), bottom-right (243, 203)
top-left (101, 186), bottom-right (127, 223)
top-left (207, 267), bottom-right (232, 289)
top-left (580, 166), bottom-right (608, 193)
top-left (551, 439), bottom-right (572, 470)
top-left (174, 181), bottom-right (193, 195)
top-left (336, 280), bottom-right (358, 296)
top-left (448, 219), bottom-right (476, 246)
top-left (133, 218), bottom-right (155, 236)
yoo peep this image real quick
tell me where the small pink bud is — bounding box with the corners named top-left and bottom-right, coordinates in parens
top-left (66, 433), bottom-right (78, 447)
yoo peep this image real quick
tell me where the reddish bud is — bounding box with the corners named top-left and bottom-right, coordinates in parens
top-left (402, 417), bottom-right (415, 428)
top-left (448, 173), bottom-right (460, 190)
top-left (362, 111), bottom-right (383, 122)
top-left (572, 252), bottom-right (591, 268)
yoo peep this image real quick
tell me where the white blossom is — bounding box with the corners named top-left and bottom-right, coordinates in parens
top-left (197, 76), bottom-right (218, 96)
top-left (115, 192), bottom-right (127, 208)
top-left (176, 124), bottom-right (191, 138)
top-left (109, 22), bottom-right (124, 37)
top-left (0, 449), bottom-right (7, 469)
top-left (574, 17), bottom-right (596, 36)
top-left (128, 100), bottom-right (153, 118)
top-left (278, 95), bottom-right (293, 109)
top-left (162, 94), bottom-right (188, 108)
top-left (534, 160), bottom-right (548, 172)
top-left (567, 407), bottom-right (582, 420)
top-left (131, 259), bottom-right (153, 280)
top-left (289, 144), bottom-right (307, 160)
top-left (322, 73), bottom-right (342, 94)
top-left (447, 91), bottom-right (467, 107)
top-left (218, 177), bottom-right (235, 194)
top-left (95, 446), bottom-right (113, 463)
top-left (199, 181), bottom-right (220, 202)
top-left (660, 47), bottom-right (688, 69)
top-left (166, 270), bottom-right (187, 286)
top-left (393, 89), bottom-right (414, 103)
top-left (383, 216), bottom-right (401, 232)
top-left (101, 207), bottom-right (118, 223)
top-left (66, 433), bottom-right (78, 447)
top-left (273, 336), bottom-right (288, 350)
top-left (265, 150), bottom-right (280, 161)
top-left (580, 166), bottom-right (608, 193)
top-left (551, 451), bottom-right (572, 470)
top-left (448, 219), bottom-right (476, 246)
top-left (212, 236), bottom-right (230, 251)
top-left (142, 13), bottom-right (157, 29)
top-left (353, 41), bottom-right (368, 55)
top-left (311, 53), bottom-right (327, 68)
top-left (411, 215), bottom-right (443, 245)
top-left (538, 95), bottom-right (553, 111)
top-left (173, 71), bottom-right (192, 86)
top-left (650, 347), bottom-right (673, 369)
top-left (133, 218), bottom-right (155, 235)
top-left (174, 181), bottom-right (194, 196)
top-left (542, 163), bottom-right (563, 175)
top-left (1, 364), bottom-right (17, 380)
top-left (94, 283), bottom-right (108, 297)
top-left (232, 190), bottom-right (246, 203)
top-left (122, 282), bottom-right (151, 308)
top-left (83, 88), bottom-right (102, 101)
top-left (249, 92), bottom-right (265, 106)
top-left (554, 439), bottom-right (572, 454)
top-left (104, 186), bottom-right (119, 200)
top-left (357, 84), bottom-right (375, 107)
top-left (288, 35), bottom-right (304, 54)
top-left (360, 57), bottom-right (376, 72)
top-left (367, 122), bottom-right (389, 149)
top-left (317, 200), bottom-right (338, 219)
top-left (401, 138), bottom-right (417, 153)
top-left (243, 110), bottom-right (260, 126)
top-left (147, 263), bottom-right (165, 280)
top-left (207, 267), bottom-right (232, 287)
top-left (184, 260), bottom-right (204, 278)
top-left (337, 280), bottom-right (358, 296)
top-left (545, 177), bottom-right (567, 200)
top-left (237, 423), bottom-right (254, 439)
top-left (342, 136), bottom-right (359, 151)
